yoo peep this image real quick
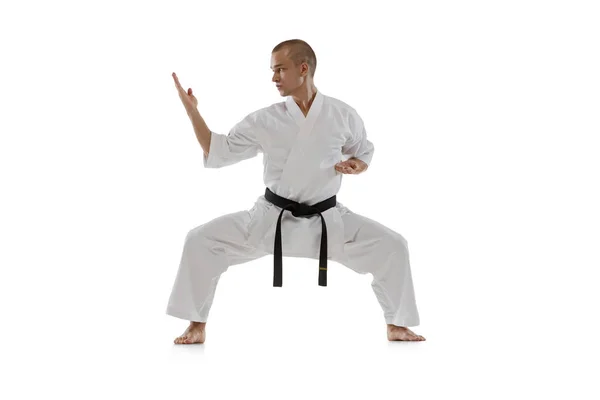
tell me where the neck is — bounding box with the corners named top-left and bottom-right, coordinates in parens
top-left (291, 83), bottom-right (318, 115)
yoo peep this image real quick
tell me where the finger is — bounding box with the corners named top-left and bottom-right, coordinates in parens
top-left (174, 81), bottom-right (185, 94)
top-left (172, 73), bottom-right (185, 92)
top-left (172, 72), bottom-right (181, 86)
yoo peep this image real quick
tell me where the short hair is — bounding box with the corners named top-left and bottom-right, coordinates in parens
top-left (272, 39), bottom-right (317, 79)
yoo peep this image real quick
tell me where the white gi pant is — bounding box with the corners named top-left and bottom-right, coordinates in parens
top-left (165, 208), bottom-right (421, 327)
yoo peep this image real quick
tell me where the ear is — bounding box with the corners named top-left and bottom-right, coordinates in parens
top-left (302, 62), bottom-right (309, 76)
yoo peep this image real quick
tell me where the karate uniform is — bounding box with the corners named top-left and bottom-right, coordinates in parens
top-left (166, 90), bottom-right (421, 327)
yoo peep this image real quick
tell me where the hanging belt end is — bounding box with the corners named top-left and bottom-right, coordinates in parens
top-left (318, 268), bottom-right (327, 286)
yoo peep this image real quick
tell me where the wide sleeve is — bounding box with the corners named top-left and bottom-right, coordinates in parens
top-left (203, 112), bottom-right (263, 168)
top-left (342, 109), bottom-right (375, 166)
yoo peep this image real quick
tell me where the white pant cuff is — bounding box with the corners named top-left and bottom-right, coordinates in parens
top-left (166, 305), bottom-right (207, 323)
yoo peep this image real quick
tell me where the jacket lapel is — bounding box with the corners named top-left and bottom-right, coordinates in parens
top-left (278, 90), bottom-right (325, 196)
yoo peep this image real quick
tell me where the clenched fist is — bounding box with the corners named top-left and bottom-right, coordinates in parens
top-left (335, 158), bottom-right (368, 174)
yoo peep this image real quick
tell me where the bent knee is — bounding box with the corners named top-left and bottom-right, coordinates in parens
top-left (185, 225), bottom-right (206, 242)
top-left (383, 234), bottom-right (409, 254)
top-left (184, 225), bottom-right (220, 250)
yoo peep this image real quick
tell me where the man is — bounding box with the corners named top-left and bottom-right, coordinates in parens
top-left (168, 39), bottom-right (425, 343)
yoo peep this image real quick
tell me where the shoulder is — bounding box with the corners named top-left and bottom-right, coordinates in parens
top-left (246, 102), bottom-right (285, 121)
top-left (323, 95), bottom-right (367, 139)
top-left (238, 104), bottom-right (273, 124)
top-left (323, 94), bottom-right (362, 123)
top-left (234, 103), bottom-right (283, 134)
top-left (324, 94), bottom-right (355, 112)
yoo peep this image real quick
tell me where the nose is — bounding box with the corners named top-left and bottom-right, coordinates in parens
top-left (272, 73), bottom-right (279, 83)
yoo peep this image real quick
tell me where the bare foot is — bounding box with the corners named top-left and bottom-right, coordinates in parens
top-left (174, 321), bottom-right (206, 344)
top-left (387, 324), bottom-right (426, 341)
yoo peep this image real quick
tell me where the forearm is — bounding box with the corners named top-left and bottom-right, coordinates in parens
top-left (186, 107), bottom-right (211, 156)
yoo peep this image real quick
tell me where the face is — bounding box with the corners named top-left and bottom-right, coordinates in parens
top-left (270, 50), bottom-right (308, 96)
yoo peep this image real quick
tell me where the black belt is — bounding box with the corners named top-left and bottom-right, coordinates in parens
top-left (264, 187), bottom-right (337, 287)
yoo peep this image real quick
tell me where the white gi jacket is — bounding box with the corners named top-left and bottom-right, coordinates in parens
top-left (202, 90), bottom-right (374, 260)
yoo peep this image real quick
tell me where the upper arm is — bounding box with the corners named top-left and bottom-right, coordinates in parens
top-left (203, 112), bottom-right (263, 168)
top-left (342, 108), bottom-right (375, 166)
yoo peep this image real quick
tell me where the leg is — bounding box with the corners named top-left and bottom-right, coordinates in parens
top-left (166, 210), bottom-right (269, 343)
top-left (331, 210), bottom-right (425, 341)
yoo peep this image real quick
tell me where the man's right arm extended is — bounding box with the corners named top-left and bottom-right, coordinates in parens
top-left (187, 108), bottom-right (211, 158)
top-left (172, 74), bottom-right (259, 168)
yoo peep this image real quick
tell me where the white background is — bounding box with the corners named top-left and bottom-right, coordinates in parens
top-left (1, 0), bottom-right (599, 398)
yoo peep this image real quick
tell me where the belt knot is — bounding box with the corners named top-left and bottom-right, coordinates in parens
top-left (288, 203), bottom-right (319, 218)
